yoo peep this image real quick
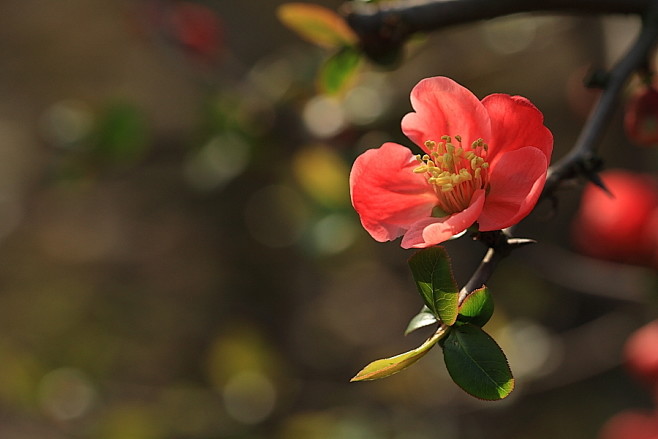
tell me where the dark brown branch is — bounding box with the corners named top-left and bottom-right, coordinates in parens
top-left (542, 1), bottom-right (658, 197)
top-left (342, 0), bottom-right (653, 62)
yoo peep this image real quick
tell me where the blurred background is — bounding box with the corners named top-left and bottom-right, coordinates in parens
top-left (0, 1), bottom-right (656, 438)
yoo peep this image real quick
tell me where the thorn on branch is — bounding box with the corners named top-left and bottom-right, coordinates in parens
top-left (585, 170), bottom-right (613, 196)
top-left (572, 153), bottom-right (612, 194)
top-left (507, 238), bottom-right (538, 248)
top-left (473, 230), bottom-right (536, 256)
top-left (584, 69), bottom-right (609, 89)
top-left (543, 0), bottom-right (658, 200)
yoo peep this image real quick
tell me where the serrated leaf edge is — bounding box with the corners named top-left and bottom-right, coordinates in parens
top-left (456, 286), bottom-right (493, 327)
top-left (408, 247), bottom-right (459, 326)
top-left (444, 325), bottom-right (514, 400)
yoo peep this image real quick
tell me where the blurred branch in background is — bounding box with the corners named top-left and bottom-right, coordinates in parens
top-left (343, 0), bottom-right (652, 62)
top-left (544, 0), bottom-right (658, 198)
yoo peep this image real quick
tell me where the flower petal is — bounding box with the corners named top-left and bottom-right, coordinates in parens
top-left (401, 77), bottom-right (491, 153)
top-left (350, 142), bottom-right (437, 242)
top-left (478, 147), bottom-right (548, 231)
top-left (481, 94), bottom-right (553, 167)
top-left (401, 189), bottom-right (486, 248)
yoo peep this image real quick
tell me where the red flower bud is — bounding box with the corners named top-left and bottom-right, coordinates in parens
top-left (625, 84), bottom-right (658, 147)
top-left (571, 170), bottom-right (658, 268)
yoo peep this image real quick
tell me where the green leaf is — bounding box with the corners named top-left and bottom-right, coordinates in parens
top-left (442, 324), bottom-right (514, 400)
top-left (351, 328), bottom-right (447, 381)
top-left (408, 247), bottom-right (459, 326)
top-left (318, 46), bottom-right (361, 95)
top-left (404, 307), bottom-right (437, 335)
top-left (93, 102), bottom-right (148, 165)
top-left (457, 286), bottom-right (494, 327)
top-left (277, 3), bottom-right (357, 49)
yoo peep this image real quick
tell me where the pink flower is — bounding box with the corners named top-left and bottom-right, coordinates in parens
top-left (349, 76), bottom-right (553, 248)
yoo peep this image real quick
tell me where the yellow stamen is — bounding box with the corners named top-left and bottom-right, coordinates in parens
top-left (414, 134), bottom-right (490, 215)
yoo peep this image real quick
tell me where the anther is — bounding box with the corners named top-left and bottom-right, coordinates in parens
top-left (413, 134), bottom-right (490, 214)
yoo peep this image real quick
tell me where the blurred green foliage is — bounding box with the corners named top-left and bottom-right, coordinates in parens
top-left (0, 1), bottom-right (654, 439)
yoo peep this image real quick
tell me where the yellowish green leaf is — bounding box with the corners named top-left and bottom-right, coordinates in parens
top-left (318, 46), bottom-right (361, 95)
top-left (351, 327), bottom-right (447, 381)
top-left (277, 3), bottom-right (357, 49)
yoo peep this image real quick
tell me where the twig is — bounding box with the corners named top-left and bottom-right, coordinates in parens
top-left (542, 1), bottom-right (658, 197)
top-left (342, 0), bottom-right (653, 62)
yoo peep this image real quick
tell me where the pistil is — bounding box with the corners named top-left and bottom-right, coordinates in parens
top-left (413, 135), bottom-right (489, 215)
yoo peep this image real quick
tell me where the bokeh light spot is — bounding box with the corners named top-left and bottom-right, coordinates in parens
top-left (184, 133), bottom-right (251, 191)
top-left (223, 370), bottom-right (276, 424)
top-left (311, 214), bottom-right (357, 255)
top-left (343, 85), bottom-right (386, 125)
top-left (302, 95), bottom-right (346, 138)
top-left (248, 55), bottom-right (294, 102)
top-left (40, 100), bottom-right (93, 148)
top-left (292, 144), bottom-right (349, 207)
top-left (38, 368), bottom-right (96, 421)
top-left (502, 319), bottom-right (562, 379)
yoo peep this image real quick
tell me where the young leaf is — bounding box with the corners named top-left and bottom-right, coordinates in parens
top-left (408, 247), bottom-right (459, 326)
top-left (351, 327), bottom-right (447, 381)
top-left (442, 324), bottom-right (514, 400)
top-left (318, 46), bottom-right (361, 95)
top-left (277, 3), bottom-right (357, 49)
top-left (404, 307), bottom-right (437, 335)
top-left (457, 286), bottom-right (494, 327)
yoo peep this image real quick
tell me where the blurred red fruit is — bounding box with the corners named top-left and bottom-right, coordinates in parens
top-left (571, 170), bottom-right (658, 268)
top-left (138, 1), bottom-right (224, 67)
top-left (167, 2), bottom-right (223, 62)
top-left (625, 321), bottom-right (658, 387)
top-left (625, 84), bottom-right (658, 147)
top-left (599, 410), bottom-right (658, 439)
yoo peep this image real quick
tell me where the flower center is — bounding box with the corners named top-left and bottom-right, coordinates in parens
top-left (413, 135), bottom-right (490, 216)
